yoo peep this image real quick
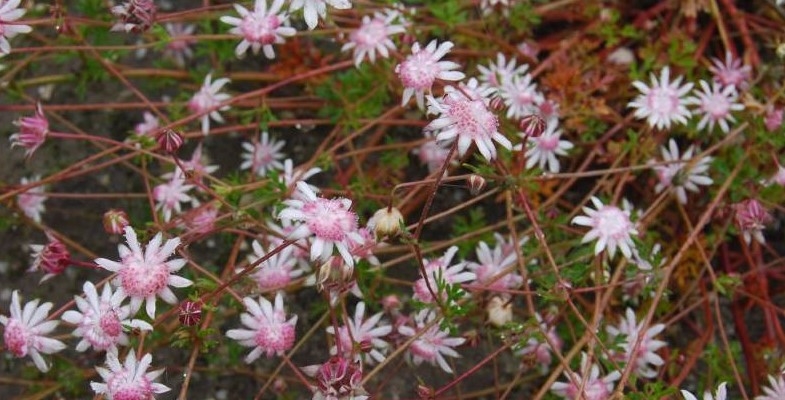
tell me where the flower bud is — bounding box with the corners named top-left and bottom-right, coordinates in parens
top-left (10, 102), bottom-right (48, 158)
top-left (486, 296), bottom-right (513, 328)
top-left (157, 128), bottom-right (183, 154)
top-left (367, 207), bottom-right (405, 239)
top-left (103, 209), bottom-right (130, 234)
top-left (519, 114), bottom-right (546, 138)
top-left (733, 199), bottom-right (772, 244)
top-left (111, 0), bottom-right (157, 33)
top-left (467, 174), bottom-right (487, 196)
top-left (28, 233), bottom-right (70, 281)
top-left (178, 300), bottom-right (203, 326)
top-left (489, 96), bottom-right (505, 112)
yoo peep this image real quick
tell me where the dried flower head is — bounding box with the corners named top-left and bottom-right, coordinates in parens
top-left (111, 0), bottom-right (157, 33)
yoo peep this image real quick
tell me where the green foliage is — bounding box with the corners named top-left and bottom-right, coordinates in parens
top-left (451, 208), bottom-right (493, 258)
top-left (626, 380), bottom-right (679, 399)
top-left (714, 273), bottom-right (742, 298)
top-left (507, 2), bottom-right (541, 34)
top-left (427, 0), bottom-right (467, 32)
top-left (315, 64), bottom-right (391, 126)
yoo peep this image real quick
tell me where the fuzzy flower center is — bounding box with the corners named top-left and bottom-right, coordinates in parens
top-left (188, 89), bottom-right (218, 114)
top-left (303, 199), bottom-right (358, 241)
top-left (537, 135), bottom-right (560, 151)
top-left (254, 318), bottom-right (295, 354)
top-left (594, 206), bottom-right (631, 240)
top-left (241, 14), bottom-right (280, 44)
top-left (119, 258), bottom-right (169, 297)
top-left (398, 51), bottom-right (440, 90)
top-left (3, 320), bottom-right (29, 357)
top-left (645, 88), bottom-right (678, 116)
top-left (445, 96), bottom-right (498, 139)
top-left (99, 309), bottom-right (123, 337)
top-left (410, 335), bottom-right (439, 361)
top-left (352, 19), bottom-right (386, 47)
top-left (702, 94), bottom-right (730, 118)
top-left (107, 371), bottom-right (153, 400)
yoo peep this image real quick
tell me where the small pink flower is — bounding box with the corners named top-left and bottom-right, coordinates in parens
top-left (302, 356), bottom-right (368, 400)
top-left (95, 226), bottom-right (193, 318)
top-left (183, 202), bottom-right (219, 235)
top-left (240, 131), bottom-right (286, 177)
top-left (516, 313), bottom-right (563, 372)
top-left (480, 0), bottom-right (512, 16)
top-left (765, 107), bottom-right (783, 132)
top-left (280, 158), bottom-right (322, 195)
top-left (398, 309), bottom-right (466, 373)
top-left (153, 169), bottom-right (195, 222)
top-left (226, 293), bottom-right (298, 362)
top-left (110, 0), bottom-right (156, 33)
top-left (425, 79), bottom-right (512, 161)
top-left (188, 74), bottom-right (231, 135)
top-left (289, 0), bottom-right (352, 30)
top-left (134, 111), bottom-right (159, 136)
top-left (468, 241), bottom-right (522, 291)
top-left (733, 199), bottom-right (772, 244)
top-left (413, 246), bottom-right (476, 304)
top-left (62, 281), bottom-right (152, 352)
top-left (769, 165), bottom-right (785, 187)
top-left (221, 0), bottom-right (296, 59)
top-left (628, 66), bottom-right (693, 130)
top-left (1, 290), bottom-right (66, 372)
top-left (90, 349), bottom-right (171, 399)
top-left (0, 0), bottom-right (32, 55)
top-left (571, 197), bottom-right (638, 259)
top-left (326, 301), bottom-right (392, 365)
top-left (163, 143), bottom-right (219, 185)
top-left (709, 52), bottom-right (751, 89)
top-left (688, 80), bottom-right (743, 134)
top-left (341, 11), bottom-right (405, 67)
top-left (520, 120), bottom-right (573, 173)
top-left (396, 40), bottom-right (465, 109)
top-left (247, 241), bottom-right (305, 291)
top-left (606, 308), bottom-right (667, 379)
top-left (278, 182), bottom-right (362, 267)
top-left (413, 133), bottom-right (455, 174)
top-left (551, 353), bottom-right (620, 400)
top-left (163, 23), bottom-right (196, 67)
top-left (681, 382), bottom-right (728, 400)
top-left (27, 233), bottom-right (70, 282)
top-left (477, 53), bottom-right (528, 89)
top-left (650, 139), bottom-right (713, 205)
top-left (499, 73), bottom-right (544, 120)
top-left (10, 103), bottom-right (48, 158)
top-left (17, 176), bottom-right (46, 223)
top-left (757, 373), bottom-right (785, 400)
top-left (103, 209), bottom-right (131, 235)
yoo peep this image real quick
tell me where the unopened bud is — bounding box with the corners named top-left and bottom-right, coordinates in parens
top-left (519, 114), bottom-right (546, 138)
top-left (486, 296), bottom-right (513, 328)
top-left (103, 209), bottom-right (130, 234)
top-left (467, 174), bottom-right (487, 196)
top-left (367, 207), bottom-right (405, 239)
top-left (417, 385), bottom-right (435, 400)
top-left (489, 96), bottom-right (505, 112)
top-left (317, 258), bottom-right (355, 293)
top-left (178, 300), bottom-right (203, 326)
top-left (157, 128), bottom-right (183, 153)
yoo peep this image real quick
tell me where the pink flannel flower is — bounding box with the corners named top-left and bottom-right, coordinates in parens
top-left (516, 313), bottom-right (563, 373)
top-left (62, 281), bottom-right (152, 352)
top-left (551, 353), bottom-right (621, 400)
top-left (280, 158), bottom-right (322, 198)
top-left (10, 103), bottom-right (48, 158)
top-left (134, 111), bottom-right (159, 136)
top-left (278, 181), bottom-right (362, 267)
top-left (606, 308), bottom-right (667, 379)
top-left (757, 373), bottom-right (785, 400)
top-left (413, 246), bottom-right (476, 304)
top-left (519, 119), bottom-right (573, 173)
top-left (17, 176), bottom-right (46, 222)
top-left (289, 0), bottom-right (352, 30)
top-left (477, 53), bottom-right (528, 89)
top-left (302, 356), bottom-right (368, 400)
top-left (163, 23), bottom-right (196, 67)
top-left (0, 0), bottom-right (32, 55)
top-left (27, 233), bottom-right (70, 282)
top-left (499, 73), bottom-right (544, 120)
top-left (681, 382), bottom-right (728, 400)
top-left (165, 143), bottom-right (219, 184)
top-left (326, 302), bottom-right (393, 365)
top-left (183, 202), bottom-right (219, 235)
top-left (688, 80), bottom-right (743, 134)
top-left (240, 131), bottom-right (286, 177)
top-left (709, 52), bottom-right (751, 89)
top-left (398, 309), bottom-right (466, 373)
top-left (413, 132), bottom-right (455, 174)
top-left (110, 0), bottom-right (156, 33)
top-left (1, 290), bottom-right (66, 372)
top-left (247, 241), bottom-right (305, 291)
top-left (226, 293), bottom-right (298, 362)
top-left (650, 139), bottom-right (713, 205)
top-left (396, 40), bottom-right (465, 109)
top-left (468, 241), bottom-right (522, 291)
top-left (765, 107), bottom-right (783, 132)
top-left (628, 66), bottom-right (693, 130)
top-left (90, 349), bottom-right (171, 399)
top-left (153, 169), bottom-right (195, 222)
top-left (480, 0), bottom-right (512, 16)
top-left (733, 199), bottom-right (772, 244)
top-left (221, 0), bottom-right (296, 59)
top-left (571, 196), bottom-right (638, 259)
top-left (341, 11), bottom-right (405, 67)
top-left (188, 73), bottom-right (231, 135)
top-left (95, 226), bottom-right (193, 318)
top-left (425, 79), bottom-right (512, 161)
top-left (768, 165), bottom-right (785, 187)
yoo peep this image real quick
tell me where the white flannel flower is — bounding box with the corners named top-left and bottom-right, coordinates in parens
top-left (571, 197), bottom-right (638, 259)
top-left (650, 139), bottom-right (713, 205)
top-left (290, 0), bottom-right (351, 30)
top-left (628, 67), bottom-right (693, 130)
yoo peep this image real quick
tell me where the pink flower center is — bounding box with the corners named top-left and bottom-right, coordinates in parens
top-left (537, 135), bottom-right (559, 151)
top-left (241, 14), bottom-right (280, 44)
top-left (188, 89), bottom-right (218, 114)
top-left (702, 93), bottom-right (730, 118)
top-left (445, 96), bottom-right (498, 140)
top-left (3, 319), bottom-right (29, 357)
top-left (108, 371), bottom-right (153, 400)
top-left (99, 310), bottom-right (123, 337)
top-left (254, 321), bottom-right (295, 355)
top-left (303, 199), bottom-right (358, 241)
top-left (410, 336), bottom-right (439, 361)
top-left (352, 19), bottom-right (386, 47)
top-left (645, 88), bottom-right (678, 116)
top-left (398, 51), bottom-right (440, 90)
top-left (119, 258), bottom-right (170, 298)
top-left (254, 266), bottom-right (293, 290)
top-left (594, 206), bottom-right (631, 240)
